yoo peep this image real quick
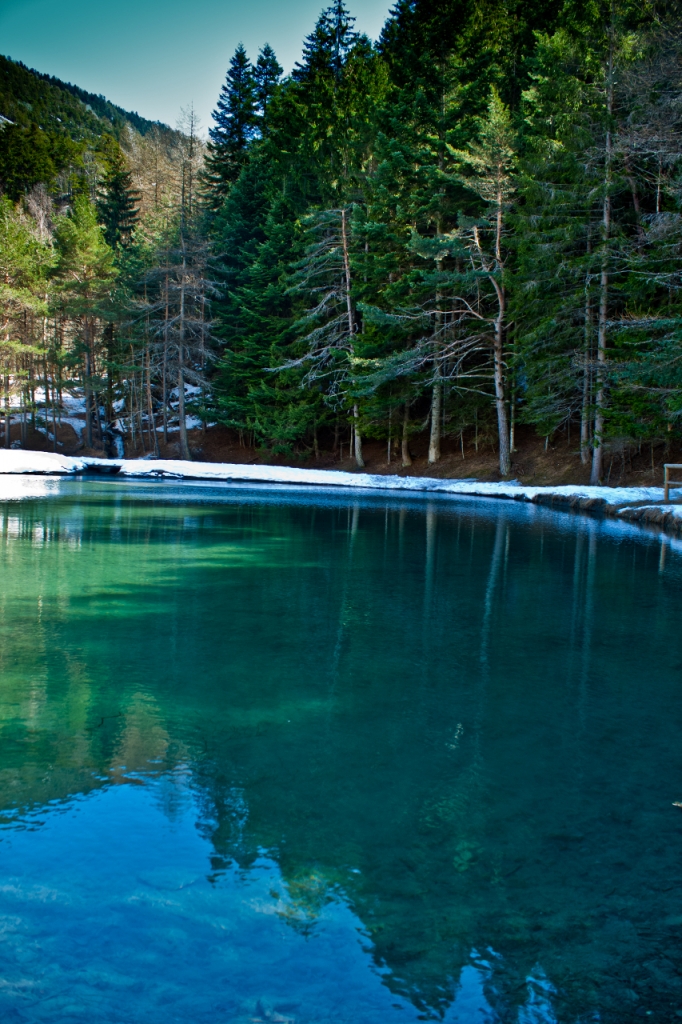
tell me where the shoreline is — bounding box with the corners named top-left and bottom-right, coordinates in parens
top-left (1, 450), bottom-right (681, 537)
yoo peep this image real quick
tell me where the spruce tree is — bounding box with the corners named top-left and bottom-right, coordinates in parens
top-left (255, 44), bottom-right (282, 127)
top-left (97, 148), bottom-right (139, 249)
top-left (293, 0), bottom-right (359, 84)
top-left (205, 44), bottom-right (258, 208)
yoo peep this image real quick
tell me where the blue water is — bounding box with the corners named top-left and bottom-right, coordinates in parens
top-left (0, 478), bottom-right (681, 1023)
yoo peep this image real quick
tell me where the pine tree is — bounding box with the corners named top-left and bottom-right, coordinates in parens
top-left (53, 196), bottom-right (117, 449)
top-left (0, 197), bottom-right (53, 446)
top-left (442, 89), bottom-right (517, 475)
top-left (205, 44), bottom-right (258, 208)
top-left (293, 0), bottom-right (359, 84)
top-left (97, 148), bottom-right (139, 249)
top-left (255, 44), bottom-right (282, 127)
top-left (276, 206), bottom-right (367, 465)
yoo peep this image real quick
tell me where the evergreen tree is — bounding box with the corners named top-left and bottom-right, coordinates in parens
top-left (444, 88), bottom-right (518, 475)
top-left (97, 147), bottom-right (140, 249)
top-left (293, 0), bottom-right (359, 84)
top-left (205, 44), bottom-right (258, 208)
top-left (0, 123), bottom-right (60, 201)
top-left (0, 197), bottom-right (53, 446)
top-left (277, 206), bottom-right (366, 464)
top-left (53, 196), bottom-right (116, 448)
top-left (255, 44), bottom-right (282, 126)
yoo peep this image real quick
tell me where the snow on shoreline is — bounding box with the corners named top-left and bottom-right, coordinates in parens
top-left (0, 449), bottom-right (678, 511)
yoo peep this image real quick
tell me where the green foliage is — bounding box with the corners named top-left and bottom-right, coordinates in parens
top-left (0, 122), bottom-right (73, 200)
top-left (0, 54), bottom-right (166, 139)
top-left (0, 196), bottom-right (54, 313)
top-left (53, 196), bottom-right (117, 319)
top-left (97, 147), bottom-right (140, 249)
top-left (5, 0), bottom-right (682, 472)
top-left (204, 44), bottom-right (259, 207)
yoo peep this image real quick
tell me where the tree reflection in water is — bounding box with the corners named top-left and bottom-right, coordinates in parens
top-left (0, 480), bottom-right (680, 1022)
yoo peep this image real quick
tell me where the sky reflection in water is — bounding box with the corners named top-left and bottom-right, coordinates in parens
top-left (0, 479), bottom-right (681, 1023)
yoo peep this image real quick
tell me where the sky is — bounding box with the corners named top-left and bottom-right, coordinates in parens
top-left (0, 0), bottom-right (393, 132)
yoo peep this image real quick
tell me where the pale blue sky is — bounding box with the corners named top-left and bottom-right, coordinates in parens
top-left (0, 0), bottom-right (393, 130)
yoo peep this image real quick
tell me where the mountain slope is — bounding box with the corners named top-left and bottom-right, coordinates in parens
top-left (0, 55), bottom-right (168, 141)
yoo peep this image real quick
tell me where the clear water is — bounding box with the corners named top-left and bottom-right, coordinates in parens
top-left (0, 478), bottom-right (681, 1024)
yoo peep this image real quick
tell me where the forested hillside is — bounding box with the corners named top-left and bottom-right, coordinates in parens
top-left (0, 55), bottom-right (165, 137)
top-left (1, 0), bottom-right (681, 483)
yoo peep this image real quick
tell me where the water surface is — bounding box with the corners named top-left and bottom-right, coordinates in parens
top-left (0, 478), bottom-right (681, 1023)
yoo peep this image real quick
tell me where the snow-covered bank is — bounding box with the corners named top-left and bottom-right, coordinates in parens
top-left (0, 450), bottom-right (680, 534)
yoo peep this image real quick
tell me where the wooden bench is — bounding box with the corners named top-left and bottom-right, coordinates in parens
top-left (664, 464), bottom-right (682, 501)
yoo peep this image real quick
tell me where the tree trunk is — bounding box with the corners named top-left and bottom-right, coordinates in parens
top-left (163, 273), bottom-right (169, 445)
top-left (94, 393), bottom-right (103, 448)
top-left (387, 407), bottom-right (392, 465)
top-left (341, 209), bottom-right (363, 469)
top-left (177, 247), bottom-right (191, 461)
top-left (428, 376), bottom-right (442, 464)
top-left (429, 278), bottom-right (442, 464)
top-left (4, 374), bottom-right (10, 448)
top-left (401, 402), bottom-right (412, 467)
top-left (590, 267), bottom-right (608, 485)
top-left (509, 392), bottom-right (516, 454)
top-left (146, 345), bottom-right (159, 456)
top-left (84, 322), bottom-right (93, 449)
top-left (481, 210), bottom-right (510, 475)
top-left (136, 373), bottom-right (146, 454)
top-left (591, 27), bottom-right (614, 486)
top-left (127, 378), bottom-right (135, 454)
top-left (129, 346), bottom-right (145, 455)
top-left (353, 404), bottom-right (364, 468)
top-left (493, 299), bottom-right (511, 475)
top-left (580, 351), bottom-right (591, 466)
top-left (581, 249), bottom-right (593, 466)
top-left (177, 363), bottom-right (191, 461)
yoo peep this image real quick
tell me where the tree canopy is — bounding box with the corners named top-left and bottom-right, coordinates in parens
top-left (0, 0), bottom-right (681, 481)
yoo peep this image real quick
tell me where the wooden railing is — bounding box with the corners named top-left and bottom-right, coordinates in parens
top-left (664, 464), bottom-right (682, 501)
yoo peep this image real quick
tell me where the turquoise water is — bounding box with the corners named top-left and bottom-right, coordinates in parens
top-left (0, 478), bottom-right (681, 1023)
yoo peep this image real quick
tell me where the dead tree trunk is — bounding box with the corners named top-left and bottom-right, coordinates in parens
top-left (341, 209), bottom-right (364, 468)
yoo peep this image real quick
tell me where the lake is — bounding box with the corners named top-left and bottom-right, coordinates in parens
top-left (0, 478), bottom-right (680, 1023)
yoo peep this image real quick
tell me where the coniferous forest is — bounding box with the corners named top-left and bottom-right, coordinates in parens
top-left (1, 0), bottom-right (682, 483)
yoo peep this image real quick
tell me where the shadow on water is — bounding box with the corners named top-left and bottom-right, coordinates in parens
top-left (0, 479), bottom-right (681, 1022)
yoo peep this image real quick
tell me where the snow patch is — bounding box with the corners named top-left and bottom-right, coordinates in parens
top-left (0, 450), bottom-right (678, 506)
top-left (0, 451), bottom-right (91, 474)
top-left (618, 502), bottom-right (682, 520)
top-left (61, 393), bottom-right (86, 414)
top-left (58, 417), bottom-right (86, 436)
top-left (158, 416), bottom-right (203, 433)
